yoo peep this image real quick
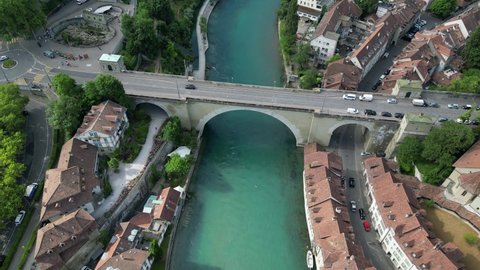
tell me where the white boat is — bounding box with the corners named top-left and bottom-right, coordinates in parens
top-left (306, 250), bottom-right (314, 269)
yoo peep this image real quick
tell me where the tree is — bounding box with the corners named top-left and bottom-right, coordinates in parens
top-left (325, 54), bottom-right (342, 65)
top-left (294, 43), bottom-right (311, 69)
top-left (422, 121), bottom-right (475, 164)
top-left (51, 73), bottom-right (80, 98)
top-left (429, 0), bottom-right (456, 19)
top-left (0, 84), bottom-right (29, 134)
top-left (108, 157), bottom-right (120, 172)
top-left (396, 136), bottom-right (423, 173)
top-left (161, 117), bottom-right (182, 144)
top-left (121, 8), bottom-right (159, 58)
top-left (462, 27), bottom-right (480, 70)
top-left (83, 74), bottom-right (131, 109)
top-left (0, 0), bottom-right (46, 41)
top-left (165, 154), bottom-right (191, 179)
top-left (142, 0), bottom-right (174, 23)
top-left (149, 239), bottom-right (159, 256)
top-left (47, 96), bottom-right (83, 137)
top-left (355, 0), bottom-right (377, 15)
top-left (441, 69), bottom-right (480, 93)
top-left (300, 69), bottom-right (320, 89)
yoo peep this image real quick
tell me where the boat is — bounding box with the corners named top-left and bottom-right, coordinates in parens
top-left (306, 250), bottom-right (314, 269)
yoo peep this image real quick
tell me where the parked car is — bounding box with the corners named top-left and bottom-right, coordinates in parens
top-left (456, 118), bottom-right (463, 123)
top-left (387, 98), bottom-right (398, 104)
top-left (77, 0), bottom-right (88, 5)
top-left (427, 101), bottom-right (439, 108)
top-left (359, 208), bottom-right (366, 220)
top-left (394, 112), bottom-right (404, 118)
top-left (0, 55), bottom-right (8, 61)
top-left (43, 50), bottom-right (55, 59)
top-left (381, 112), bottom-right (392, 117)
top-left (447, 103), bottom-right (459, 109)
top-left (185, 84), bottom-right (196, 89)
top-left (462, 104), bottom-right (472, 110)
top-left (372, 81), bottom-right (381, 90)
top-left (380, 74), bottom-right (386, 80)
top-left (471, 120), bottom-right (479, 126)
top-left (347, 108), bottom-right (359, 114)
top-left (360, 151), bottom-right (372, 156)
top-left (348, 177), bottom-right (355, 188)
top-left (363, 220), bottom-right (371, 232)
top-left (81, 266), bottom-right (92, 270)
top-left (343, 94), bottom-right (357, 100)
top-left (384, 69), bottom-right (391, 75)
top-left (438, 117), bottom-right (448, 122)
top-left (350, 201), bottom-right (357, 212)
top-left (364, 109), bottom-right (376, 116)
top-left (15, 210), bottom-right (26, 226)
top-left (417, 19), bottom-right (427, 26)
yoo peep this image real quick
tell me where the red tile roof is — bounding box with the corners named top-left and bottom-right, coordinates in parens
top-left (152, 187), bottom-right (180, 222)
top-left (458, 171), bottom-right (480, 195)
top-left (323, 59), bottom-right (362, 90)
top-left (75, 100), bottom-right (127, 137)
top-left (41, 139), bottom-right (99, 222)
top-left (313, 0), bottom-right (362, 38)
top-left (35, 209), bottom-right (97, 270)
top-left (453, 139), bottom-right (480, 168)
top-left (96, 248), bottom-right (150, 270)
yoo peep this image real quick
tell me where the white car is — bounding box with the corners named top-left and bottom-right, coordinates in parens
top-left (0, 55), bottom-right (8, 61)
top-left (15, 210), bottom-right (26, 226)
top-left (343, 94), bottom-right (356, 100)
top-left (77, 0), bottom-right (88, 5)
top-left (387, 98), bottom-right (398, 104)
top-left (350, 201), bottom-right (357, 212)
top-left (360, 151), bottom-right (372, 156)
top-left (448, 103), bottom-right (459, 109)
top-left (347, 108), bottom-right (359, 114)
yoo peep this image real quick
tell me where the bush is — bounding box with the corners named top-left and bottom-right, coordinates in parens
top-left (464, 232), bottom-right (479, 245)
top-left (108, 157), bottom-right (120, 172)
top-left (2, 59), bottom-right (16, 68)
top-left (423, 199), bottom-right (435, 208)
top-left (98, 229), bottom-right (111, 247)
top-left (161, 116), bottom-right (182, 144)
top-left (103, 176), bottom-right (112, 197)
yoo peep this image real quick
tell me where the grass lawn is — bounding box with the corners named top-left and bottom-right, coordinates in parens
top-left (2, 59), bottom-right (16, 68)
top-left (416, 159), bottom-right (438, 176)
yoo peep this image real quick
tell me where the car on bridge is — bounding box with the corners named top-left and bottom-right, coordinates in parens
top-left (381, 112), bottom-right (392, 117)
top-left (185, 84), bottom-right (196, 89)
top-left (343, 94), bottom-right (357, 100)
top-left (394, 112), bottom-right (404, 118)
top-left (347, 108), bottom-right (359, 114)
top-left (364, 109), bottom-right (376, 116)
top-left (387, 98), bottom-right (398, 104)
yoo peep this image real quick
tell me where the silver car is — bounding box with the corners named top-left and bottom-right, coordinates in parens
top-left (387, 98), bottom-right (397, 104)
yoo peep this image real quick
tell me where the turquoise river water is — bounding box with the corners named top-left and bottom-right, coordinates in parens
top-left (170, 0), bottom-right (308, 269)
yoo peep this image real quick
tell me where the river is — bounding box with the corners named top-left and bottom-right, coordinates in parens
top-left (170, 0), bottom-right (307, 269)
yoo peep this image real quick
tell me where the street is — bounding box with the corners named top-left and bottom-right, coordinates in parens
top-left (331, 125), bottom-right (395, 270)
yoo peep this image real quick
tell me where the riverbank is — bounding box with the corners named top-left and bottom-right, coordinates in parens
top-left (278, 20), bottom-right (293, 88)
top-left (194, 0), bottom-right (219, 80)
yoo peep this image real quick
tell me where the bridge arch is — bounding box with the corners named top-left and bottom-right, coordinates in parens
top-left (196, 107), bottom-right (304, 145)
top-left (328, 119), bottom-right (374, 135)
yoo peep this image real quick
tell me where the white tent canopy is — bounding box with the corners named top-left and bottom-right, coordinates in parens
top-left (168, 146), bottom-right (191, 158)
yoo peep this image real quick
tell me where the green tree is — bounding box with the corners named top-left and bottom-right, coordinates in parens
top-left (429, 0), bottom-right (456, 19)
top-left (161, 116), bottom-right (182, 144)
top-left (121, 8), bottom-right (159, 58)
top-left (0, 84), bottom-right (29, 134)
top-left (294, 43), bottom-right (311, 69)
top-left (108, 157), bottom-right (120, 172)
top-left (83, 74), bottom-right (131, 109)
top-left (462, 27), bottom-right (480, 70)
top-left (0, 0), bottom-right (46, 41)
top-left (355, 0), bottom-right (376, 15)
top-left (396, 136), bottom-right (423, 173)
top-left (326, 54), bottom-right (342, 65)
top-left (441, 69), bottom-right (480, 93)
top-left (143, 0), bottom-right (174, 23)
top-left (47, 96), bottom-right (83, 137)
top-left (165, 154), bottom-right (191, 179)
top-left (300, 69), bottom-right (320, 89)
top-left (422, 121), bottom-right (475, 164)
top-left (51, 73), bottom-right (81, 98)
top-left (149, 239), bottom-right (159, 256)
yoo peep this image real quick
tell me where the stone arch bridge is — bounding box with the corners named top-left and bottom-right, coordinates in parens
top-left (134, 97), bottom-right (399, 149)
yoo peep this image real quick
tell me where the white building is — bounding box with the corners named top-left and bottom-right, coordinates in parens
top-left (75, 100), bottom-right (128, 154)
top-left (297, 0), bottom-right (334, 21)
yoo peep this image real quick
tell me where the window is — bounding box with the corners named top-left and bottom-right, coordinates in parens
top-left (462, 190), bottom-right (468, 196)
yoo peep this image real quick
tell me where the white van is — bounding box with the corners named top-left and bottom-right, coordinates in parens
top-left (359, 94), bottom-right (373, 102)
top-left (347, 108), bottom-right (359, 114)
top-left (343, 94), bottom-right (357, 100)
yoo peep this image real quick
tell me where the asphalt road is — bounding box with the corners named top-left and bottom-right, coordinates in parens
top-left (56, 69), bottom-right (480, 123)
top-left (334, 125), bottom-right (395, 270)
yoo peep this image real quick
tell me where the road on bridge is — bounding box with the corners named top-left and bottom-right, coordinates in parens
top-left (56, 69), bottom-right (479, 124)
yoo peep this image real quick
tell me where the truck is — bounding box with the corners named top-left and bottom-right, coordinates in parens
top-left (359, 94), bottom-right (373, 102)
top-left (412, 99), bottom-right (426, 106)
top-left (25, 183), bottom-right (38, 200)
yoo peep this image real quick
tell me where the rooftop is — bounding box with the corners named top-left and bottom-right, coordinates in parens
top-left (99, 53), bottom-right (122, 62)
top-left (453, 139), bottom-right (480, 169)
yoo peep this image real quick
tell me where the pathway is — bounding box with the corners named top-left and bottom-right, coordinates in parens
top-left (194, 0), bottom-right (218, 80)
top-left (92, 106), bottom-right (167, 219)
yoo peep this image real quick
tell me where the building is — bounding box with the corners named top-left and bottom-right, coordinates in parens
top-left (442, 140), bottom-right (480, 215)
top-left (350, 0), bottom-right (424, 77)
top-left (297, 0), bottom-right (331, 21)
top-left (309, 0), bottom-right (362, 64)
top-left (99, 54), bottom-right (127, 72)
top-left (35, 209), bottom-right (99, 270)
top-left (41, 139), bottom-right (100, 222)
top-left (385, 112), bottom-right (434, 157)
top-left (95, 215), bottom-right (153, 270)
top-left (363, 157), bottom-right (464, 270)
top-left (75, 100), bottom-right (128, 154)
top-left (323, 59), bottom-right (362, 90)
top-left (303, 144), bottom-right (373, 269)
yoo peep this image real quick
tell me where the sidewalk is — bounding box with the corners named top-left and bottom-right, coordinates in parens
top-left (194, 0), bottom-right (218, 80)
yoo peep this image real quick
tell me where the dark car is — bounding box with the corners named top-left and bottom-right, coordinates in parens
top-left (381, 112), bottom-right (392, 117)
top-left (372, 81), bottom-right (381, 90)
top-left (471, 119), bottom-right (479, 126)
top-left (43, 50), bottom-right (55, 59)
top-left (364, 109), bottom-right (377, 116)
top-left (185, 84), bottom-right (196, 89)
top-left (394, 112), bottom-right (404, 118)
top-left (376, 150), bottom-right (386, 157)
top-left (427, 101), bottom-right (439, 108)
top-left (384, 69), bottom-right (391, 75)
top-left (348, 177), bottom-right (355, 188)
top-left (438, 117), bottom-right (448, 122)
top-left (462, 104), bottom-right (472, 110)
top-left (359, 208), bottom-right (366, 220)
